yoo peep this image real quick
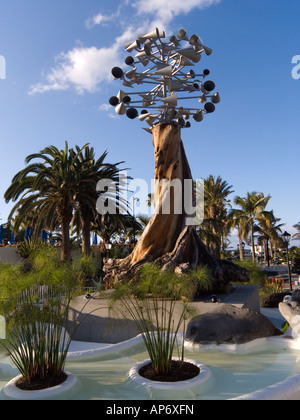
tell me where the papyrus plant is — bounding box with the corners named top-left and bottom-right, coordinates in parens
top-left (109, 264), bottom-right (212, 376)
top-left (0, 248), bottom-right (94, 387)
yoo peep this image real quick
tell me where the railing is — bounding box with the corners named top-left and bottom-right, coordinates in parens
top-left (17, 278), bottom-right (103, 308)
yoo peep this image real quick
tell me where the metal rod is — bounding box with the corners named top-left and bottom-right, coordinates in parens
top-left (286, 245), bottom-right (293, 292)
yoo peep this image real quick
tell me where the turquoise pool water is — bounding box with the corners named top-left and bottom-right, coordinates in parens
top-left (1, 309), bottom-right (299, 400)
top-left (1, 335), bottom-right (300, 400)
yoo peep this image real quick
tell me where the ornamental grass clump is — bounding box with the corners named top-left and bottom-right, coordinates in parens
top-left (3, 297), bottom-right (72, 389)
top-left (0, 248), bottom-right (92, 390)
top-left (109, 263), bottom-right (212, 377)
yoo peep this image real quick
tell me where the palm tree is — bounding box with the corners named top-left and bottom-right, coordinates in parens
top-left (91, 213), bottom-right (142, 245)
top-left (5, 142), bottom-right (128, 260)
top-left (72, 145), bottom-right (127, 256)
top-left (200, 175), bottom-right (233, 258)
top-left (255, 210), bottom-right (284, 263)
top-left (5, 143), bottom-right (88, 261)
top-left (137, 215), bottom-right (151, 228)
top-left (232, 192), bottom-right (271, 261)
top-left (293, 222), bottom-right (300, 241)
top-left (227, 209), bottom-right (249, 260)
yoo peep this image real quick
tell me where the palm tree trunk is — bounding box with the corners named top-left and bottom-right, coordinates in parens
top-left (250, 225), bottom-right (256, 261)
top-left (265, 238), bottom-right (270, 266)
top-left (212, 236), bottom-right (221, 259)
top-left (210, 218), bottom-right (221, 259)
top-left (60, 219), bottom-right (71, 261)
top-left (57, 200), bottom-right (73, 262)
top-left (238, 226), bottom-right (244, 260)
top-left (80, 212), bottom-right (92, 256)
top-left (203, 236), bottom-right (210, 250)
top-left (269, 240), bottom-right (274, 259)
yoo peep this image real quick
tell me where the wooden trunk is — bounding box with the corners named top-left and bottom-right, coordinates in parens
top-left (103, 123), bottom-right (249, 290)
top-left (130, 123), bottom-right (193, 264)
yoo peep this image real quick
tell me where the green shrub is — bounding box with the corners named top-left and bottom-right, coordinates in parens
top-left (233, 260), bottom-right (265, 287)
top-left (72, 254), bottom-right (98, 278)
top-left (110, 245), bottom-right (134, 259)
top-left (188, 265), bottom-right (213, 296)
top-left (292, 255), bottom-right (300, 274)
top-left (16, 239), bottom-right (50, 259)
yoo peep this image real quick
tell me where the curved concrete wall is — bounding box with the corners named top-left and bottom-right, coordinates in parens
top-left (0, 247), bottom-right (22, 265)
top-left (232, 372), bottom-right (300, 400)
top-left (0, 246), bottom-right (102, 266)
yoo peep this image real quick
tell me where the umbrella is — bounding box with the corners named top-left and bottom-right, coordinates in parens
top-left (0, 225), bottom-right (4, 244)
top-left (24, 226), bottom-right (32, 241)
top-left (41, 230), bottom-right (48, 242)
top-left (93, 233), bottom-right (98, 245)
top-left (10, 232), bottom-right (16, 245)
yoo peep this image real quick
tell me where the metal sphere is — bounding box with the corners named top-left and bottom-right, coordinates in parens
top-left (126, 108), bottom-right (138, 119)
top-left (122, 96), bottom-right (131, 104)
top-left (109, 96), bottom-right (119, 106)
top-left (203, 80), bottom-right (216, 92)
top-left (111, 67), bottom-right (124, 79)
top-left (204, 102), bottom-right (216, 113)
top-left (125, 56), bottom-right (135, 66)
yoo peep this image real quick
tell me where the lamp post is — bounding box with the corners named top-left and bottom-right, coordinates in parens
top-left (105, 243), bottom-right (112, 259)
top-left (264, 234), bottom-right (270, 267)
top-left (237, 241), bottom-right (245, 260)
top-left (282, 231), bottom-right (292, 292)
top-left (241, 241), bottom-right (245, 260)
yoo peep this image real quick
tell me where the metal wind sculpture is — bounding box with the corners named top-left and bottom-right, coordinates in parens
top-left (104, 28), bottom-right (248, 289)
top-left (109, 28), bottom-right (220, 133)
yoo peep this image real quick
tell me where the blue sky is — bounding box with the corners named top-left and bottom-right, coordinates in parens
top-left (0, 0), bottom-right (300, 246)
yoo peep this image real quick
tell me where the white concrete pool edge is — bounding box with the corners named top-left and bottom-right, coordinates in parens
top-left (230, 372), bottom-right (300, 400)
top-left (128, 358), bottom-right (214, 390)
top-left (2, 334), bottom-right (300, 400)
top-left (67, 334), bottom-right (300, 360)
top-left (65, 333), bottom-right (300, 400)
top-left (187, 335), bottom-right (300, 400)
top-left (2, 306), bottom-right (300, 400)
top-left (3, 372), bottom-right (78, 400)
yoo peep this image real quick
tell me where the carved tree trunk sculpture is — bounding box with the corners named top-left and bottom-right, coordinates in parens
top-left (104, 123), bottom-right (249, 291)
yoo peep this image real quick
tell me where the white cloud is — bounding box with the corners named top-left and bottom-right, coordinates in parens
top-left (99, 104), bottom-right (111, 111)
top-left (29, 26), bottom-right (145, 96)
top-left (86, 13), bottom-right (112, 29)
top-left (29, 45), bottom-right (121, 95)
top-left (85, 1), bottom-right (130, 29)
top-left (29, 0), bottom-right (221, 96)
top-left (98, 104), bottom-right (120, 119)
top-left (132, 0), bottom-right (221, 29)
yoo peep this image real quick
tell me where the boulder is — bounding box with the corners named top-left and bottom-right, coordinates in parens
top-left (186, 303), bottom-right (282, 345)
top-left (260, 292), bottom-right (291, 308)
top-left (278, 301), bottom-right (300, 337)
top-left (292, 289), bottom-right (300, 304)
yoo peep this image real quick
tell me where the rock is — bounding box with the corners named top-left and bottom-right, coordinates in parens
top-left (292, 289), bottom-right (300, 304)
top-left (279, 301), bottom-right (300, 336)
top-left (174, 263), bottom-right (190, 275)
top-left (105, 258), bottom-right (116, 266)
top-left (186, 303), bottom-right (282, 345)
top-left (260, 292), bottom-right (291, 308)
top-left (263, 270), bottom-right (279, 277)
